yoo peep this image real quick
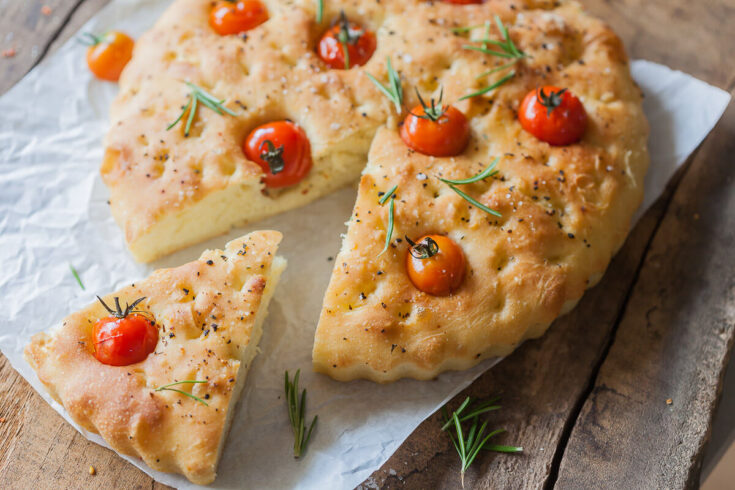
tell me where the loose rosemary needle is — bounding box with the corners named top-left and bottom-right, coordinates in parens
top-left (378, 185), bottom-right (397, 256)
top-left (437, 159), bottom-right (502, 217)
top-left (285, 370), bottom-right (318, 458)
top-left (155, 380), bottom-right (208, 406)
top-left (442, 396), bottom-right (522, 487)
top-left (69, 263), bottom-right (85, 290)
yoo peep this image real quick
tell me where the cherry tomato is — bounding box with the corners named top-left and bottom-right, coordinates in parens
top-left (85, 31), bottom-right (134, 82)
top-left (400, 104), bottom-right (470, 157)
top-left (317, 14), bottom-right (376, 69)
top-left (406, 235), bottom-right (466, 296)
top-left (209, 0), bottom-right (268, 36)
top-left (518, 86), bottom-right (587, 146)
top-left (93, 314), bottom-right (158, 366)
top-left (244, 120), bottom-right (313, 188)
top-left (443, 0), bottom-right (483, 4)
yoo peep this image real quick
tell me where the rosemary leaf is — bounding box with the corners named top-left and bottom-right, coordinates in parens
top-left (448, 184), bottom-right (502, 217)
top-left (379, 184), bottom-right (397, 205)
top-left (69, 264), bottom-right (85, 290)
top-left (285, 370), bottom-right (318, 458)
top-left (316, 0), bottom-right (324, 23)
top-left (458, 71), bottom-right (515, 101)
top-left (155, 380), bottom-right (208, 406)
top-left (168, 82), bottom-right (237, 135)
top-left (438, 158), bottom-right (499, 185)
top-left (366, 57), bottom-right (403, 114)
top-left (378, 197), bottom-right (395, 256)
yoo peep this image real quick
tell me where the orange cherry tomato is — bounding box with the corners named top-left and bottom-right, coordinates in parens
top-left (244, 120), bottom-right (313, 188)
top-left (92, 297), bottom-right (158, 366)
top-left (209, 0), bottom-right (268, 36)
top-left (518, 86), bottom-right (587, 146)
top-left (84, 31), bottom-right (134, 82)
top-left (406, 235), bottom-right (466, 296)
top-left (317, 13), bottom-right (376, 69)
top-left (400, 102), bottom-right (470, 157)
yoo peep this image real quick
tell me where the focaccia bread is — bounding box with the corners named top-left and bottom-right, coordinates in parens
top-left (312, 3), bottom-right (649, 382)
top-left (103, 0), bottom-right (393, 262)
top-left (25, 231), bottom-right (285, 484)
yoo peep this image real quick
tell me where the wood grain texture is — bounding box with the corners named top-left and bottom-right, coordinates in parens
top-left (554, 98), bottom-right (735, 490)
top-left (0, 1), bottom-right (732, 489)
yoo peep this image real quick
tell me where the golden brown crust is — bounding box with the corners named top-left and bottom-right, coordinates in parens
top-left (25, 231), bottom-right (283, 484)
top-left (312, 2), bottom-right (649, 382)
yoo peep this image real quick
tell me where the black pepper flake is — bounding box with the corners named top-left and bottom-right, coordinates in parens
top-left (568, 233), bottom-right (575, 239)
top-left (206, 260), bottom-right (214, 265)
top-left (182, 288), bottom-right (190, 295)
top-left (391, 344), bottom-right (397, 352)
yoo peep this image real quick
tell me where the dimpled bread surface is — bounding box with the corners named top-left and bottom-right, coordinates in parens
top-left (25, 231), bottom-right (285, 484)
top-left (311, 1), bottom-right (649, 382)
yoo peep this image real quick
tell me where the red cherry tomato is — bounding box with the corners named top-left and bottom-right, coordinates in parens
top-left (209, 0), bottom-right (268, 36)
top-left (317, 14), bottom-right (376, 69)
top-left (518, 86), bottom-right (587, 146)
top-left (406, 235), bottom-right (466, 296)
top-left (244, 121), bottom-right (313, 188)
top-left (400, 104), bottom-right (470, 157)
top-left (93, 313), bottom-right (158, 366)
top-left (85, 31), bottom-right (134, 82)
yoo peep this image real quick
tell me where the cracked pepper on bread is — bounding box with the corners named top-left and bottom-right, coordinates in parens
top-left (312, 1), bottom-right (648, 382)
top-left (25, 231), bottom-right (285, 484)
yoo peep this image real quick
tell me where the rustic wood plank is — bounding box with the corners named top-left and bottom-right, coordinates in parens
top-left (365, 0), bottom-right (735, 486)
top-left (0, 1), bottom-right (165, 488)
top-left (0, 0), bottom-right (733, 489)
top-left (554, 97), bottom-right (735, 489)
top-left (0, 0), bottom-right (86, 94)
top-left (363, 164), bottom-right (687, 490)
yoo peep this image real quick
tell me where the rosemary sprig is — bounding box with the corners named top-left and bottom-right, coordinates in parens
top-left (448, 184), bottom-right (502, 218)
top-left (167, 81), bottom-right (237, 137)
top-left (365, 56), bottom-right (403, 114)
top-left (69, 264), bottom-right (85, 290)
top-left (285, 370), bottom-right (318, 458)
top-left (461, 15), bottom-right (526, 60)
top-left (316, 0), bottom-right (324, 23)
top-left (155, 380), bottom-right (208, 406)
top-left (442, 396), bottom-right (522, 487)
top-left (458, 70), bottom-right (515, 102)
top-left (336, 10), bottom-right (362, 69)
top-left (378, 185), bottom-right (397, 256)
top-left (438, 157), bottom-right (499, 185)
top-left (459, 16), bottom-right (525, 102)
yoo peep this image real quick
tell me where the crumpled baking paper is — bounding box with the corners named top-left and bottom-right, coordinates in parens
top-left (0, 0), bottom-right (730, 488)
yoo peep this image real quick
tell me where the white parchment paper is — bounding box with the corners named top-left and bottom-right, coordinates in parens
top-left (0, 1), bottom-right (730, 488)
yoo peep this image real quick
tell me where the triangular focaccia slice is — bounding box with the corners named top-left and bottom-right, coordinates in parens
top-left (25, 231), bottom-right (285, 484)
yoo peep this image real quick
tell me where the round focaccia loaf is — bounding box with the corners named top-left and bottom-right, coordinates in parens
top-left (312, 1), bottom-right (649, 382)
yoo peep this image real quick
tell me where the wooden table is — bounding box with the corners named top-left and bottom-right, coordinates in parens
top-left (1, 1), bottom-right (733, 488)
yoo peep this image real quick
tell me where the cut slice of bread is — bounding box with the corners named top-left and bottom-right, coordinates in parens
top-left (25, 231), bottom-right (285, 484)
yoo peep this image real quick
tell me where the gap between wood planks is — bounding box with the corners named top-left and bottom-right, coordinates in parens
top-left (542, 155), bottom-right (696, 489)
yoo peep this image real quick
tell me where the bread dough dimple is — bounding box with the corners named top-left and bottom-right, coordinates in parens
top-left (311, 2), bottom-right (649, 382)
